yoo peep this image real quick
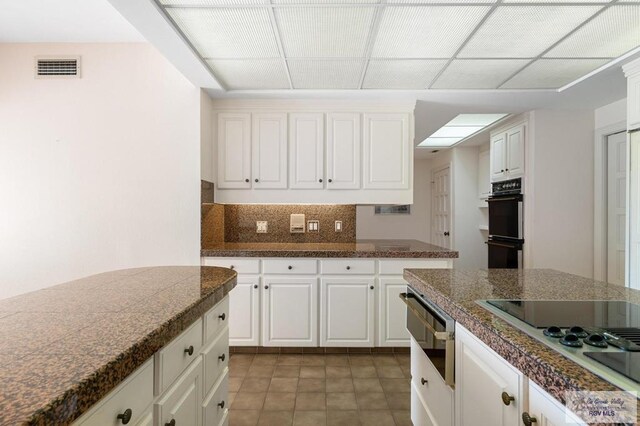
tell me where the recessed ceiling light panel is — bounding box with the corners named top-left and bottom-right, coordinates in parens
top-left (419, 137), bottom-right (464, 147)
top-left (363, 59), bottom-right (448, 89)
top-left (418, 113), bottom-right (508, 147)
top-left (458, 5), bottom-right (602, 58)
top-left (431, 59), bottom-right (530, 89)
top-left (160, 0), bottom-right (266, 5)
top-left (371, 6), bottom-right (490, 58)
top-left (501, 58), bottom-right (609, 89)
top-left (288, 60), bottom-right (364, 89)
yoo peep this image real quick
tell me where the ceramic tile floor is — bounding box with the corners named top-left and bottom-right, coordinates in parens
top-left (228, 353), bottom-right (412, 426)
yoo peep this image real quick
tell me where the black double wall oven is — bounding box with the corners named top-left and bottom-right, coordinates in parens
top-left (487, 178), bottom-right (524, 268)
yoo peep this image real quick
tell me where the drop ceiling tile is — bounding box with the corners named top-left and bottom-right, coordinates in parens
top-left (206, 59), bottom-right (290, 89)
top-left (167, 8), bottom-right (280, 58)
top-left (362, 59), bottom-right (447, 89)
top-left (160, 0), bottom-right (266, 4)
top-left (287, 60), bottom-right (363, 89)
top-left (431, 59), bottom-right (530, 89)
top-left (371, 6), bottom-right (490, 58)
top-left (501, 58), bottom-right (609, 89)
top-left (458, 5), bottom-right (603, 58)
top-left (545, 5), bottom-right (640, 58)
top-left (275, 7), bottom-right (376, 58)
top-left (504, 0), bottom-right (610, 2)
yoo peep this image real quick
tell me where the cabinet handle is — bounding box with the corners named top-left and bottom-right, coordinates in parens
top-left (370, 285), bottom-right (374, 290)
top-left (501, 391), bottom-right (515, 406)
top-left (319, 178), bottom-right (323, 183)
top-left (218, 353), bottom-right (226, 361)
top-left (253, 284), bottom-right (258, 289)
top-left (184, 345), bottom-right (194, 356)
top-left (245, 179), bottom-right (249, 183)
top-left (265, 285), bottom-right (269, 289)
top-left (522, 412), bottom-right (537, 426)
top-left (420, 377), bottom-right (428, 385)
top-left (165, 420), bottom-right (176, 426)
top-left (328, 179), bottom-right (333, 183)
top-left (218, 401), bottom-right (226, 409)
top-left (288, 265), bottom-right (293, 270)
top-left (117, 408), bottom-right (132, 424)
top-left (255, 178), bottom-right (259, 183)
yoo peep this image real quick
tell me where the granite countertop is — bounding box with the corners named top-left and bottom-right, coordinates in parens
top-left (403, 268), bottom-right (640, 416)
top-left (0, 266), bottom-right (236, 426)
top-left (201, 239), bottom-right (459, 258)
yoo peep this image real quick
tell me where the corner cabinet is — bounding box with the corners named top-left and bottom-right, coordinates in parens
top-left (490, 124), bottom-right (525, 182)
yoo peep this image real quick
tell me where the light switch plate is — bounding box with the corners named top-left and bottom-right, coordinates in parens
top-left (335, 221), bottom-right (342, 232)
top-left (307, 220), bottom-right (319, 232)
top-left (256, 221), bottom-right (268, 233)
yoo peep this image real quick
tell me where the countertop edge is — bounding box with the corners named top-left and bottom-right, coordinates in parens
top-left (200, 249), bottom-right (459, 259)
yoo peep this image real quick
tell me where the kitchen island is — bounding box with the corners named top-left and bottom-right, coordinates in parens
top-left (0, 266), bottom-right (236, 425)
top-left (404, 268), bottom-right (640, 425)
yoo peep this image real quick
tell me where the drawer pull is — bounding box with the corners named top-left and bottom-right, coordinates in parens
top-left (184, 345), bottom-right (194, 356)
top-left (288, 265), bottom-right (293, 270)
top-left (346, 266), bottom-right (351, 270)
top-left (501, 391), bottom-right (515, 406)
top-left (218, 353), bottom-right (226, 361)
top-left (229, 265), bottom-right (235, 270)
top-left (218, 401), bottom-right (226, 409)
top-left (420, 377), bottom-right (428, 386)
top-left (117, 408), bottom-right (132, 424)
top-left (218, 313), bottom-right (226, 321)
top-left (165, 420), bottom-right (176, 426)
top-left (522, 412), bottom-right (537, 426)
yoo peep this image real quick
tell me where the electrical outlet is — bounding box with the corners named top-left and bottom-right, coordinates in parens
top-left (335, 221), bottom-right (342, 232)
top-left (256, 221), bottom-right (268, 233)
top-left (307, 220), bottom-right (319, 232)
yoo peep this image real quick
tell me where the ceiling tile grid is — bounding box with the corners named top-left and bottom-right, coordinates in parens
top-left (157, 1), bottom-right (640, 91)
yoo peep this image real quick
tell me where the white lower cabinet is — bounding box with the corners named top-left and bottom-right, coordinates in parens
top-left (411, 381), bottom-right (436, 426)
top-left (378, 277), bottom-right (410, 346)
top-left (526, 381), bottom-right (585, 426)
top-left (262, 276), bottom-right (318, 346)
top-left (320, 277), bottom-right (375, 347)
top-left (228, 276), bottom-right (260, 346)
top-left (202, 369), bottom-right (229, 426)
top-left (155, 357), bottom-right (203, 426)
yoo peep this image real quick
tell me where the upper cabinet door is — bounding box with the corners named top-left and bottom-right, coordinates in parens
top-left (506, 125), bottom-right (525, 178)
top-left (363, 113), bottom-right (411, 189)
top-left (217, 113), bottom-right (251, 189)
top-left (327, 113), bottom-right (361, 189)
top-left (478, 150), bottom-right (491, 198)
top-left (490, 132), bottom-right (507, 182)
top-left (289, 113), bottom-right (325, 189)
top-left (252, 113), bottom-right (288, 189)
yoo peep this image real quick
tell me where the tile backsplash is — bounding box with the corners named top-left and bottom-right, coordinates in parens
top-left (202, 204), bottom-right (356, 247)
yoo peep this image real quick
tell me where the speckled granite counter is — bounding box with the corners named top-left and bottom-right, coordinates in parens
top-left (403, 268), bottom-right (640, 410)
top-left (0, 266), bottom-right (236, 425)
top-left (201, 239), bottom-right (458, 258)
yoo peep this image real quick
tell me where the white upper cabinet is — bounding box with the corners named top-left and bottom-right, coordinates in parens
top-left (623, 59), bottom-right (640, 131)
top-left (490, 123), bottom-right (526, 182)
top-left (289, 113), bottom-right (325, 189)
top-left (217, 113), bottom-right (251, 189)
top-left (478, 149), bottom-right (491, 199)
top-left (326, 112), bottom-right (361, 189)
top-left (252, 113), bottom-right (287, 189)
top-left (363, 113), bottom-right (411, 189)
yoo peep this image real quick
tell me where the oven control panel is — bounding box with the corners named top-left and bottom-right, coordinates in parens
top-left (491, 178), bottom-right (522, 195)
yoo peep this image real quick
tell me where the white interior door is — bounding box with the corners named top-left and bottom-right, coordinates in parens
top-left (607, 132), bottom-right (627, 285)
top-left (431, 166), bottom-right (451, 249)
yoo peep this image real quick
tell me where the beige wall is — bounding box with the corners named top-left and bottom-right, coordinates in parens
top-left (356, 159), bottom-right (432, 242)
top-left (0, 43), bottom-right (201, 299)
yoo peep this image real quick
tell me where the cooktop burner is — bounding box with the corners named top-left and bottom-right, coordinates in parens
top-left (486, 300), bottom-right (640, 329)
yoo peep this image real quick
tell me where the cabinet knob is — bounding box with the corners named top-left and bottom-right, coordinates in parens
top-left (346, 266), bottom-right (351, 270)
top-left (117, 408), bottom-right (132, 424)
top-left (501, 169), bottom-right (505, 173)
top-left (328, 179), bottom-right (333, 183)
top-left (370, 285), bottom-right (374, 290)
top-left (219, 313), bottom-right (226, 321)
top-left (184, 345), bottom-right (194, 356)
top-left (443, 231), bottom-right (450, 236)
top-left (265, 285), bottom-right (269, 289)
top-left (255, 178), bottom-right (259, 183)
top-left (319, 178), bottom-right (323, 183)
top-left (420, 377), bottom-right (428, 385)
top-left (253, 284), bottom-right (258, 289)
top-left (165, 420), bottom-right (176, 426)
top-left (501, 391), bottom-right (515, 406)
top-left (288, 265), bottom-right (293, 270)
top-left (522, 412), bottom-right (537, 426)
top-left (505, 168), bottom-right (509, 171)
top-left (245, 179), bottom-right (249, 183)
top-left (218, 353), bottom-right (226, 361)
top-left (218, 401), bottom-right (226, 409)
top-left (229, 265), bottom-right (235, 270)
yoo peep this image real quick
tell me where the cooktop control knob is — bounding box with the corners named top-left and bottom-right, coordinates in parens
top-left (560, 333), bottom-right (583, 348)
top-left (567, 326), bottom-right (588, 338)
top-left (543, 326), bottom-right (564, 338)
top-left (584, 334), bottom-right (608, 348)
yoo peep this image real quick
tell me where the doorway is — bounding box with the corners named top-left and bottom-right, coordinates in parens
top-left (607, 132), bottom-right (627, 285)
top-left (431, 166), bottom-right (451, 249)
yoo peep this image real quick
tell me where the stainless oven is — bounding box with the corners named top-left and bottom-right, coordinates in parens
top-left (399, 286), bottom-right (455, 387)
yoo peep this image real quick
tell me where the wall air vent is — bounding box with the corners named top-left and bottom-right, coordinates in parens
top-left (35, 56), bottom-right (81, 78)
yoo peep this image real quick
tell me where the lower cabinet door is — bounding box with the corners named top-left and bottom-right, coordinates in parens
top-left (155, 357), bottom-right (202, 426)
top-left (135, 406), bottom-right (153, 426)
top-left (527, 381), bottom-right (586, 426)
top-left (411, 381), bottom-right (436, 426)
top-left (202, 369), bottom-right (229, 426)
top-left (378, 277), bottom-right (410, 347)
top-left (203, 328), bottom-right (230, 394)
top-left (320, 277), bottom-right (375, 347)
top-left (262, 277), bottom-right (318, 346)
top-left (229, 275), bottom-right (260, 346)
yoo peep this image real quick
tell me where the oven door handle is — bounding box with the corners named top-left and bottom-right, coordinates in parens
top-left (487, 196), bottom-right (521, 202)
top-left (399, 293), bottom-right (453, 341)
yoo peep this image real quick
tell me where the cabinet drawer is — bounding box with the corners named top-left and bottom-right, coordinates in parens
top-left (204, 296), bottom-right (229, 346)
top-left (202, 258), bottom-right (260, 274)
top-left (74, 358), bottom-right (154, 426)
top-left (203, 327), bottom-right (230, 394)
top-left (155, 318), bottom-right (203, 395)
top-left (263, 259), bottom-right (317, 275)
top-left (155, 357), bottom-right (202, 426)
top-left (378, 259), bottom-right (451, 275)
top-left (411, 381), bottom-right (436, 426)
top-left (203, 369), bottom-right (229, 426)
top-left (320, 259), bottom-right (375, 275)
top-left (410, 337), bottom-right (453, 426)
